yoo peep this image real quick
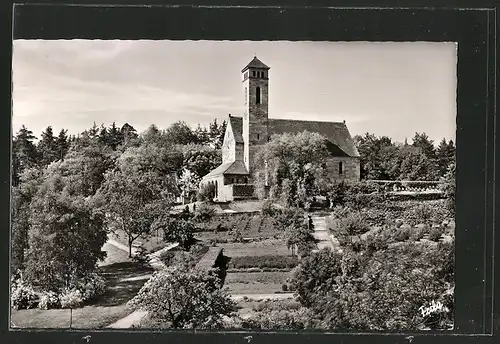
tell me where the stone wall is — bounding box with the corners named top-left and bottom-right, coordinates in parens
top-left (325, 157), bottom-right (360, 181)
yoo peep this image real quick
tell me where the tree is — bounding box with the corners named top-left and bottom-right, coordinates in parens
top-left (128, 267), bottom-right (237, 329)
top-left (61, 142), bottom-right (116, 197)
top-left (141, 124), bottom-right (163, 146)
top-left (353, 133), bottom-right (399, 180)
top-left (436, 138), bottom-right (455, 177)
top-left (208, 119), bottom-right (227, 149)
top-left (107, 122), bottom-right (123, 150)
top-left (412, 132), bottom-right (437, 160)
top-left (12, 126), bottom-right (38, 186)
top-left (11, 168), bottom-right (44, 273)
top-left (96, 144), bottom-right (177, 257)
top-left (24, 172), bottom-right (107, 291)
top-left (254, 131), bottom-right (330, 207)
top-left (120, 123), bottom-right (140, 149)
top-left (55, 129), bottom-right (70, 161)
top-left (161, 210), bottom-right (196, 250)
top-left (38, 126), bottom-right (60, 166)
top-left (291, 248), bottom-right (343, 307)
top-left (181, 144), bottom-right (222, 180)
top-left (193, 124), bottom-right (210, 146)
top-left (164, 121), bottom-right (199, 145)
top-left (440, 162), bottom-right (455, 214)
top-left (398, 146), bottom-right (438, 181)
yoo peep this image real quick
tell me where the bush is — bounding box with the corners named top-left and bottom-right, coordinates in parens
top-left (392, 226), bottom-right (412, 242)
top-left (133, 246), bottom-right (151, 265)
top-left (194, 203), bottom-right (216, 223)
top-left (197, 183), bottom-right (215, 202)
top-left (241, 308), bottom-right (321, 330)
top-left (334, 212), bottom-right (371, 247)
top-left (228, 255), bottom-right (299, 270)
top-left (252, 299), bottom-right (302, 312)
top-left (73, 273), bottom-right (106, 301)
top-left (60, 289), bottom-right (84, 309)
top-left (11, 281), bottom-right (38, 310)
top-left (159, 250), bottom-right (176, 265)
top-left (428, 226), bottom-right (444, 242)
top-left (38, 291), bottom-right (60, 310)
top-left (128, 267), bottom-right (237, 329)
top-left (261, 200), bottom-right (278, 216)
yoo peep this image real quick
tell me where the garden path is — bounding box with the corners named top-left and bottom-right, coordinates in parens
top-left (103, 238), bottom-right (178, 329)
top-left (310, 215), bottom-right (339, 252)
top-left (106, 310), bottom-right (149, 329)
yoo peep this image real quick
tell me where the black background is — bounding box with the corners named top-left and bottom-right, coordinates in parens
top-left (1, 1), bottom-right (498, 344)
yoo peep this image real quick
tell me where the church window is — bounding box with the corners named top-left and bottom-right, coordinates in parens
top-left (245, 177), bottom-right (248, 184)
top-left (339, 162), bottom-right (344, 175)
top-left (257, 134), bottom-right (260, 140)
top-left (256, 87), bottom-right (261, 104)
top-left (252, 71), bottom-right (256, 77)
top-left (245, 87), bottom-right (247, 105)
top-left (232, 178), bottom-right (236, 184)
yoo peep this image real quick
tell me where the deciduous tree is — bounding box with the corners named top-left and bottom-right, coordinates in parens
top-left (24, 173), bottom-right (107, 291)
top-left (129, 267), bottom-right (237, 329)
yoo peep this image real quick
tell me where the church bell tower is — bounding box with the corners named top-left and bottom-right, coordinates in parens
top-left (242, 56), bottom-right (270, 174)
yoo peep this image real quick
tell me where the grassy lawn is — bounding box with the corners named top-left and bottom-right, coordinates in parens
top-left (226, 271), bottom-right (291, 284)
top-left (218, 239), bottom-right (290, 257)
top-left (11, 243), bottom-right (153, 329)
top-left (224, 271), bottom-right (290, 295)
top-left (11, 305), bottom-right (132, 329)
top-left (111, 229), bottom-right (166, 253)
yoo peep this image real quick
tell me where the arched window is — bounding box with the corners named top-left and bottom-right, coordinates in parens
top-left (338, 161), bottom-right (344, 175)
top-left (256, 87), bottom-right (261, 104)
top-left (245, 177), bottom-right (248, 184)
top-left (215, 181), bottom-right (218, 197)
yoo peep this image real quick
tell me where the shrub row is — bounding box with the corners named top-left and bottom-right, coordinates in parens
top-left (228, 255), bottom-right (299, 270)
top-left (11, 272), bottom-right (106, 310)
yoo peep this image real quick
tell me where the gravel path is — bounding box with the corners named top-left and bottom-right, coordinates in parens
top-left (106, 310), bottom-right (148, 329)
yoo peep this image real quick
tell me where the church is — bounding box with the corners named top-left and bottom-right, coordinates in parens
top-left (200, 57), bottom-right (360, 202)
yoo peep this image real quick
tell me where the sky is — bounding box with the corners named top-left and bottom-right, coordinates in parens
top-left (12, 40), bottom-right (457, 143)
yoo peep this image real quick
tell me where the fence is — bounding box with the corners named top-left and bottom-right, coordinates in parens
top-left (366, 180), bottom-right (443, 193)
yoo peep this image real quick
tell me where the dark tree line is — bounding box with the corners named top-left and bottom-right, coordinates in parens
top-left (11, 119), bottom-right (226, 278)
top-left (354, 132), bottom-right (455, 181)
top-left (11, 119), bottom-right (226, 187)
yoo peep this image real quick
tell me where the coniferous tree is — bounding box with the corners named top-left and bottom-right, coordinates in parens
top-left (88, 122), bottom-right (99, 139)
top-left (56, 129), bottom-right (70, 161)
top-left (208, 119), bottom-right (227, 150)
top-left (120, 123), bottom-right (140, 149)
top-left (107, 122), bottom-right (123, 150)
top-left (436, 138), bottom-right (455, 177)
top-left (12, 125), bottom-right (38, 186)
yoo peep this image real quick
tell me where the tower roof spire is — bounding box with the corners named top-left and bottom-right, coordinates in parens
top-left (242, 56), bottom-right (270, 73)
